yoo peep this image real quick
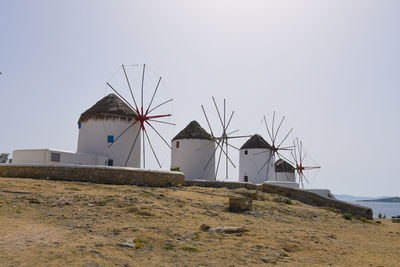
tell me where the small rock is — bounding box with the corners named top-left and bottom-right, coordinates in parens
top-left (229, 196), bottom-right (252, 212)
top-left (117, 239), bottom-right (135, 249)
top-left (209, 226), bottom-right (247, 234)
top-left (200, 224), bottom-right (211, 231)
top-left (261, 257), bottom-right (277, 264)
top-left (51, 201), bottom-right (71, 206)
top-left (136, 210), bottom-right (153, 216)
top-left (176, 184), bottom-right (183, 188)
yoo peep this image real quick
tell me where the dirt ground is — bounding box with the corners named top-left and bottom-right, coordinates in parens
top-left (0, 177), bottom-right (399, 267)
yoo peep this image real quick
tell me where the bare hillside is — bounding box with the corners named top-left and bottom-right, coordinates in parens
top-left (0, 177), bottom-right (399, 266)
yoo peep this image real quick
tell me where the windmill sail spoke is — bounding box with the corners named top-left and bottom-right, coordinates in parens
top-left (147, 119), bottom-right (176, 126)
top-left (263, 115), bottom-right (274, 144)
top-left (302, 173), bottom-right (309, 184)
top-left (271, 111), bottom-right (276, 144)
top-left (226, 111), bottom-right (234, 130)
top-left (227, 143), bottom-right (240, 151)
top-left (145, 121), bottom-right (172, 149)
top-left (108, 121), bottom-right (138, 148)
top-left (276, 151), bottom-right (295, 166)
top-left (223, 135), bottom-right (252, 139)
top-left (195, 140), bottom-right (215, 151)
top-left (201, 105), bottom-right (215, 137)
top-left (145, 77), bottom-right (162, 115)
top-left (146, 114), bottom-right (172, 120)
top-left (147, 99), bottom-right (173, 114)
top-left (226, 139), bottom-right (228, 179)
top-left (122, 64), bottom-right (139, 111)
top-left (204, 140), bottom-right (220, 170)
top-left (257, 151), bottom-right (272, 175)
top-left (293, 140), bottom-right (298, 163)
top-left (215, 141), bottom-right (236, 168)
top-left (212, 97), bottom-right (225, 129)
top-left (304, 166), bottom-right (321, 170)
top-left (274, 116), bottom-right (285, 143)
top-left (141, 64), bottom-right (145, 111)
top-left (215, 140), bottom-right (224, 179)
top-left (125, 128), bottom-right (141, 167)
top-left (252, 149), bottom-right (269, 156)
top-left (301, 153), bottom-right (307, 163)
top-left (227, 129), bottom-right (240, 136)
top-left (276, 128), bottom-right (293, 149)
top-left (144, 129), bottom-right (161, 168)
top-left (106, 82), bottom-right (136, 111)
top-left (142, 131), bottom-right (145, 168)
top-left (223, 99), bottom-right (226, 130)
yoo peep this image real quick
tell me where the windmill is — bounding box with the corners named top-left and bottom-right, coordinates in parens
top-left (256, 111), bottom-right (294, 180)
top-left (106, 64), bottom-right (174, 168)
top-left (200, 97), bottom-right (250, 180)
top-left (290, 138), bottom-right (321, 188)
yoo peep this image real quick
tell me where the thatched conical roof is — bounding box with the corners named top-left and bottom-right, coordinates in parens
top-left (275, 159), bottom-right (295, 173)
top-left (172, 120), bottom-right (213, 141)
top-left (78, 94), bottom-right (137, 124)
top-left (240, 134), bottom-right (272, 150)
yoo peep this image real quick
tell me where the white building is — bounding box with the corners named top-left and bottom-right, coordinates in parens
top-left (239, 134), bottom-right (275, 184)
top-left (171, 121), bottom-right (215, 181)
top-left (274, 159), bottom-right (296, 182)
top-left (12, 94), bottom-right (141, 167)
top-left (77, 93), bottom-right (141, 167)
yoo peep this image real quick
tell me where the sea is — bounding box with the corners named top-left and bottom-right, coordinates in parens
top-left (342, 200), bottom-right (400, 219)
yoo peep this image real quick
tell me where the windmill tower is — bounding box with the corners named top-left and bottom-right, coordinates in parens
top-left (77, 94), bottom-right (141, 167)
top-left (239, 134), bottom-right (275, 184)
top-left (79, 64), bottom-right (174, 169)
top-left (290, 138), bottom-right (321, 188)
top-left (171, 121), bottom-right (215, 180)
top-left (256, 111), bottom-right (294, 181)
top-left (275, 159), bottom-right (296, 182)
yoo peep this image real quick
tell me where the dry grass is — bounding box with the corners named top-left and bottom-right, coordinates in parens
top-left (0, 177), bottom-right (399, 266)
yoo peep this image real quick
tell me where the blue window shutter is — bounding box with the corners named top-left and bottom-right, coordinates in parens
top-left (78, 123), bottom-right (81, 129)
top-left (107, 135), bottom-right (114, 143)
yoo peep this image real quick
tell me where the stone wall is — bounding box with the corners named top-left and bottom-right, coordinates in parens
top-left (184, 180), bottom-right (259, 190)
top-left (260, 183), bottom-right (373, 220)
top-left (0, 164), bottom-right (184, 187)
top-left (184, 180), bottom-right (373, 220)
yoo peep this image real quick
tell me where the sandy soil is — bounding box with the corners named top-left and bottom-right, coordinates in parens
top-left (0, 177), bottom-right (399, 267)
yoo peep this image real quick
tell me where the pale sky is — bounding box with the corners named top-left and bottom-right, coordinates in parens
top-left (1, 0), bottom-right (399, 196)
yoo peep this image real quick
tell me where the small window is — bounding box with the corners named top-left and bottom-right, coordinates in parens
top-left (107, 135), bottom-right (114, 143)
top-left (51, 152), bottom-right (60, 162)
top-left (176, 141), bottom-right (180, 148)
top-left (78, 123), bottom-right (81, 129)
top-left (244, 150), bottom-right (248, 155)
top-left (244, 175), bottom-right (248, 182)
top-left (107, 159), bottom-right (114, 166)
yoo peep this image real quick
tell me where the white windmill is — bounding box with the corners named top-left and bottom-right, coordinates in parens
top-left (171, 120), bottom-right (215, 180)
top-left (78, 64), bottom-right (175, 169)
top-left (199, 97), bottom-right (251, 180)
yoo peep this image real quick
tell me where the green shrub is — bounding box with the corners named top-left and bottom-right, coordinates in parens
top-left (181, 246), bottom-right (200, 253)
top-left (359, 218), bottom-right (372, 223)
top-left (170, 167), bottom-right (181, 172)
top-left (342, 213), bottom-right (352, 220)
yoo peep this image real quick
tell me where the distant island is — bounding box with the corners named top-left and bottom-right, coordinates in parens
top-left (358, 197), bottom-right (400, 203)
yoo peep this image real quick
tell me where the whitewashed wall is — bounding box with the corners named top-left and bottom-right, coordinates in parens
top-left (77, 119), bottom-right (141, 167)
top-left (12, 149), bottom-right (107, 165)
top-left (275, 172), bottom-right (296, 182)
top-left (171, 139), bottom-right (215, 181)
top-left (239, 148), bottom-right (275, 184)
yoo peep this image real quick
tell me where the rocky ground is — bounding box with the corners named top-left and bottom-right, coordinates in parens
top-left (0, 177), bottom-right (399, 267)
